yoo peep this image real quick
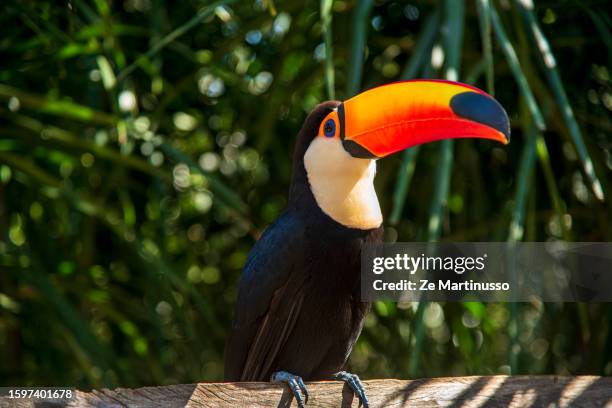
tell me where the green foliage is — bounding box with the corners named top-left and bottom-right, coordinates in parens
top-left (1, 0), bottom-right (611, 387)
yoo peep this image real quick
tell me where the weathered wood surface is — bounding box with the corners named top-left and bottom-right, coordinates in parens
top-left (2, 376), bottom-right (611, 408)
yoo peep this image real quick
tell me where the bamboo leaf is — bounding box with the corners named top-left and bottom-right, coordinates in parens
top-left (321, 0), bottom-right (335, 100)
top-left (0, 151), bottom-right (62, 189)
top-left (71, 0), bottom-right (100, 23)
top-left (427, 139), bottom-right (455, 241)
top-left (586, 8), bottom-right (612, 59)
top-left (346, 0), bottom-right (374, 97)
top-left (400, 11), bottom-right (440, 82)
top-left (264, 0), bottom-right (277, 16)
top-left (97, 55), bottom-right (117, 90)
top-left (465, 58), bottom-right (486, 85)
top-left (0, 84), bottom-right (116, 125)
top-left (535, 133), bottom-right (570, 240)
top-left (389, 147), bottom-right (419, 225)
top-left (476, 0), bottom-right (494, 95)
top-left (442, 0), bottom-right (464, 83)
top-left (514, 0), bottom-right (605, 201)
top-left (508, 122), bottom-right (537, 242)
top-left (489, 5), bottom-right (546, 131)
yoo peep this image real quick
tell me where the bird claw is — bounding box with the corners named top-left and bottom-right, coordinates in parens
top-left (333, 371), bottom-right (369, 408)
top-left (271, 371), bottom-right (309, 407)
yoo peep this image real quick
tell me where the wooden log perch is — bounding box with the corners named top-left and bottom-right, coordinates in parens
top-left (2, 376), bottom-right (611, 408)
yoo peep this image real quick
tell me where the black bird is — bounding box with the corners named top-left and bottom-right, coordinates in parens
top-left (224, 80), bottom-right (510, 407)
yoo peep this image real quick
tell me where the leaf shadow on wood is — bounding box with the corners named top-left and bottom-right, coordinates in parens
top-left (378, 377), bottom-right (431, 407)
top-left (446, 376), bottom-right (490, 408)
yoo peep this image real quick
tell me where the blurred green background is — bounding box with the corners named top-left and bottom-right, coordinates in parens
top-left (1, 0), bottom-right (611, 389)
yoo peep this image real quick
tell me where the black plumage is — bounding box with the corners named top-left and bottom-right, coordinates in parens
top-left (224, 102), bottom-right (382, 381)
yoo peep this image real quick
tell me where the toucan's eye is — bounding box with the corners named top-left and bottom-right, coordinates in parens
top-left (323, 119), bottom-right (336, 137)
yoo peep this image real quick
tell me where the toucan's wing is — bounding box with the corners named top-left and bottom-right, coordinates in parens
top-left (224, 211), bottom-right (309, 381)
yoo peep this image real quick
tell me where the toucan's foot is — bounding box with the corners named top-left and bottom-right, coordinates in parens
top-left (271, 371), bottom-right (309, 408)
top-left (333, 371), bottom-right (369, 408)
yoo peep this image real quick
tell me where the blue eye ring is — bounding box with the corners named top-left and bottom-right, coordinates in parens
top-left (323, 119), bottom-right (336, 137)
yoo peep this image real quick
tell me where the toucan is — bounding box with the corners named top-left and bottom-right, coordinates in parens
top-left (224, 80), bottom-right (510, 407)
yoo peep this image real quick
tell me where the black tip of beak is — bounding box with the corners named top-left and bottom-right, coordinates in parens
top-left (450, 92), bottom-right (511, 142)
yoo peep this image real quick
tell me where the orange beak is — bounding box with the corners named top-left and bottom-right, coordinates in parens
top-left (317, 80), bottom-right (510, 158)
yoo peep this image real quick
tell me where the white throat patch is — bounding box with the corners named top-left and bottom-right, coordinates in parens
top-left (303, 137), bottom-right (382, 230)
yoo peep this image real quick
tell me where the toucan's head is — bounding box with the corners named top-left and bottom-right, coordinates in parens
top-left (291, 80), bottom-right (510, 230)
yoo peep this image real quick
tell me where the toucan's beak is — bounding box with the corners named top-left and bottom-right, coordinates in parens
top-left (317, 80), bottom-right (510, 159)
